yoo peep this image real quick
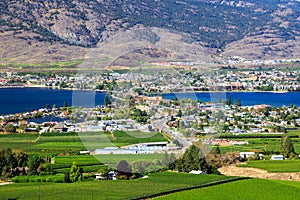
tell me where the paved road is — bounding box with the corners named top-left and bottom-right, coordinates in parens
top-left (152, 119), bottom-right (192, 149)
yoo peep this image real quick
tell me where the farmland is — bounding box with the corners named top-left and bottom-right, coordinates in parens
top-left (104, 130), bottom-right (168, 147)
top-left (237, 160), bottom-right (300, 173)
top-left (217, 136), bottom-right (300, 154)
top-left (0, 131), bottom-right (168, 174)
top-left (52, 154), bottom-right (165, 168)
top-left (0, 172), bottom-right (240, 200)
top-left (1, 129), bottom-right (300, 200)
top-left (0, 131), bottom-right (167, 156)
top-left (156, 179), bottom-right (300, 200)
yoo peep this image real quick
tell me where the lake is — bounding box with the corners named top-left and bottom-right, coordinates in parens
top-left (163, 92), bottom-right (300, 107)
top-left (0, 88), bottom-right (299, 115)
top-left (0, 88), bottom-right (106, 115)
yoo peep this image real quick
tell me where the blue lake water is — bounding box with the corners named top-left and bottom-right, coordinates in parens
top-left (27, 116), bottom-right (69, 124)
top-left (163, 92), bottom-right (300, 107)
top-left (0, 88), bottom-right (106, 115)
top-left (0, 88), bottom-right (299, 115)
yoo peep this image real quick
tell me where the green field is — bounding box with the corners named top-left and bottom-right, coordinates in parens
top-left (52, 155), bottom-right (103, 169)
top-left (218, 137), bottom-right (300, 154)
top-left (0, 131), bottom-right (168, 174)
top-left (104, 130), bottom-right (168, 147)
top-left (0, 131), bottom-right (167, 156)
top-left (237, 160), bottom-right (300, 172)
top-left (52, 154), bottom-right (165, 169)
top-left (12, 174), bottom-right (64, 183)
top-left (156, 179), bottom-right (300, 200)
top-left (0, 172), bottom-right (239, 200)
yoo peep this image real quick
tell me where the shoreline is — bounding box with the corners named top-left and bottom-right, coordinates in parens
top-left (0, 85), bottom-right (109, 93)
top-left (0, 85), bottom-right (296, 94)
top-left (164, 90), bottom-right (291, 94)
top-left (0, 86), bottom-right (299, 116)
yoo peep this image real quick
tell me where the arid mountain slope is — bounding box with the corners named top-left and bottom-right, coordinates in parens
top-left (0, 0), bottom-right (299, 64)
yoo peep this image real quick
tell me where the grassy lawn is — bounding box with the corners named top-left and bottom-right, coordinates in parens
top-left (0, 172), bottom-right (239, 200)
top-left (156, 179), bottom-right (300, 200)
top-left (237, 160), bottom-right (300, 172)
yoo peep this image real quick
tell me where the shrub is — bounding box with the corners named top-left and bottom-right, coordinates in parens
top-left (116, 175), bottom-right (128, 180)
top-left (64, 172), bottom-right (71, 183)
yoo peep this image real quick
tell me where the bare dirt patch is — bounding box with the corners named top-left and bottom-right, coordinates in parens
top-left (0, 181), bottom-right (13, 186)
top-left (219, 165), bottom-right (300, 181)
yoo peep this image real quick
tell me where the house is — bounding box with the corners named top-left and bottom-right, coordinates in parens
top-left (95, 174), bottom-right (106, 180)
top-left (108, 171), bottom-right (116, 180)
top-left (271, 155), bottom-right (284, 160)
top-left (240, 152), bottom-right (255, 159)
top-left (189, 170), bottom-right (206, 175)
top-left (79, 151), bottom-right (90, 155)
top-left (258, 153), bottom-right (264, 160)
top-left (51, 123), bottom-right (68, 132)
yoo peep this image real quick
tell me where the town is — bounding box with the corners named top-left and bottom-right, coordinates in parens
top-left (1, 67), bottom-right (300, 154)
top-left (1, 65), bottom-right (300, 92)
top-left (0, 65), bottom-right (300, 200)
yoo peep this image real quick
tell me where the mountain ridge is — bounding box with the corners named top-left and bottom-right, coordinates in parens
top-left (1, 0), bottom-right (299, 65)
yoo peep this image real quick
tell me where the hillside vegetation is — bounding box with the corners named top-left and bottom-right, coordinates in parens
top-left (1, 0), bottom-right (300, 64)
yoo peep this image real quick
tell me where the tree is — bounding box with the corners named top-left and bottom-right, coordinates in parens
top-left (175, 158), bottom-right (184, 172)
top-left (198, 123), bottom-right (204, 131)
top-left (177, 110), bottom-right (182, 118)
top-left (264, 107), bottom-right (271, 117)
top-left (19, 123), bottom-right (27, 132)
top-left (0, 149), bottom-right (28, 177)
top-left (281, 135), bottom-right (295, 158)
top-left (14, 150), bottom-right (28, 167)
top-left (4, 124), bottom-right (16, 133)
top-left (213, 145), bottom-right (221, 154)
top-left (45, 104), bottom-right (50, 110)
top-left (182, 145), bottom-right (200, 172)
top-left (28, 155), bottom-right (43, 175)
top-left (104, 95), bottom-right (111, 107)
top-left (96, 84), bottom-right (104, 90)
top-left (63, 101), bottom-right (68, 108)
top-left (162, 151), bottom-right (169, 166)
top-left (168, 153), bottom-right (177, 170)
top-left (52, 104), bottom-right (57, 109)
top-left (70, 161), bottom-right (83, 182)
top-left (37, 163), bottom-right (50, 173)
top-left (131, 108), bottom-right (149, 123)
top-left (235, 98), bottom-right (241, 106)
top-left (227, 95), bottom-right (232, 106)
top-left (1, 165), bottom-right (9, 178)
top-left (116, 160), bottom-right (132, 180)
top-left (64, 172), bottom-right (71, 183)
top-left (222, 124), bottom-right (229, 132)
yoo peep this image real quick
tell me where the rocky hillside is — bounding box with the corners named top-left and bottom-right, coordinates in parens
top-left (0, 0), bottom-right (299, 64)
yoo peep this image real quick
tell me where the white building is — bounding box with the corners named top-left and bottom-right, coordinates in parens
top-left (240, 152), bottom-right (255, 159)
top-left (270, 155), bottom-right (284, 160)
